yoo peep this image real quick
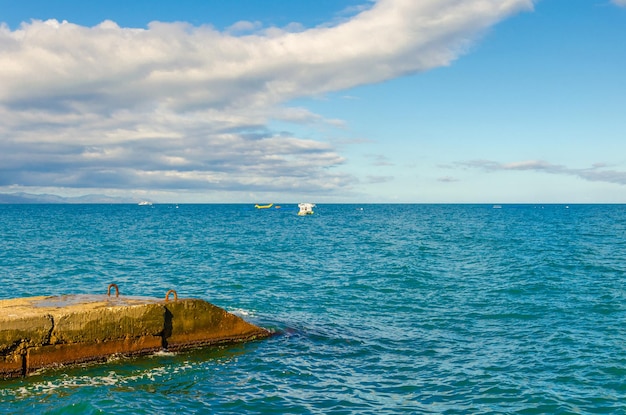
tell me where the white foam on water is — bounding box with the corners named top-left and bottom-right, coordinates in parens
top-left (151, 350), bottom-right (177, 357)
top-left (229, 308), bottom-right (255, 317)
top-left (3, 351), bottom-right (199, 400)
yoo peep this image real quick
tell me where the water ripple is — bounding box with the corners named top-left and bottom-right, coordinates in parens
top-left (1, 204), bottom-right (625, 414)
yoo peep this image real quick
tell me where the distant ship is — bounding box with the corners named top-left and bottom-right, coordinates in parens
top-left (297, 203), bottom-right (315, 216)
top-left (138, 201), bottom-right (153, 206)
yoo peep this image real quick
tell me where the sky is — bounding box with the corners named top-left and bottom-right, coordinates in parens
top-left (0, 0), bottom-right (625, 203)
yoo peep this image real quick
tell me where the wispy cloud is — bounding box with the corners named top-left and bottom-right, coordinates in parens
top-left (457, 159), bottom-right (626, 185)
top-left (612, 0), bottom-right (626, 8)
top-left (0, 0), bottom-right (534, 198)
top-left (367, 154), bottom-right (394, 167)
top-left (366, 175), bottom-right (394, 184)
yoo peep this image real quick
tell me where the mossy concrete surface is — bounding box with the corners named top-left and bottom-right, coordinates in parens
top-left (0, 295), bottom-right (270, 379)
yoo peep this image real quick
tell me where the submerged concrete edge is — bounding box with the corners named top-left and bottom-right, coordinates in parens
top-left (0, 296), bottom-right (271, 379)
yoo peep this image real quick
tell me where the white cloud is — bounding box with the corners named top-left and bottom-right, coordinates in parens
top-left (0, 0), bottom-right (534, 199)
top-left (612, 0), bottom-right (626, 7)
top-left (226, 20), bottom-right (264, 35)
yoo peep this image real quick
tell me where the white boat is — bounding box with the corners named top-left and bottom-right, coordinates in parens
top-left (297, 203), bottom-right (315, 216)
top-left (138, 201), bottom-right (152, 206)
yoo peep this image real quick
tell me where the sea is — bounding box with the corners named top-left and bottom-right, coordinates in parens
top-left (0, 204), bottom-right (624, 414)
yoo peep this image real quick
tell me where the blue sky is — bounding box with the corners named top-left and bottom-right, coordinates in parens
top-left (1, 0), bottom-right (625, 203)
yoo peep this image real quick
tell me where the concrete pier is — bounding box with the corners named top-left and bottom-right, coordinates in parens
top-left (0, 286), bottom-right (270, 379)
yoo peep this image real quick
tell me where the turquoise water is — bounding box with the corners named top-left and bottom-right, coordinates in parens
top-left (1, 204), bottom-right (625, 414)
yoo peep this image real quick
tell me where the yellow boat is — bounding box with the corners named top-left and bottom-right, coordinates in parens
top-left (254, 203), bottom-right (273, 209)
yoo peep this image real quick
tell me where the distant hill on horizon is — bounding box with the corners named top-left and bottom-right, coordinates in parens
top-left (0, 192), bottom-right (143, 204)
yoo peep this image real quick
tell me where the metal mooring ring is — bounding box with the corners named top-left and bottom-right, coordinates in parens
top-left (165, 289), bottom-right (178, 302)
top-left (107, 283), bottom-right (120, 298)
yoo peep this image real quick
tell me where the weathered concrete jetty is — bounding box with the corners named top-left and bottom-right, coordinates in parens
top-left (0, 285), bottom-right (270, 379)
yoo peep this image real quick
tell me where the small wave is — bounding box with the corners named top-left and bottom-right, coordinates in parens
top-left (151, 350), bottom-right (177, 357)
top-left (9, 371), bottom-right (121, 398)
top-left (228, 308), bottom-right (254, 317)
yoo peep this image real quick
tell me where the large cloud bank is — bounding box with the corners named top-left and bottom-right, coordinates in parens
top-left (0, 0), bottom-right (533, 199)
